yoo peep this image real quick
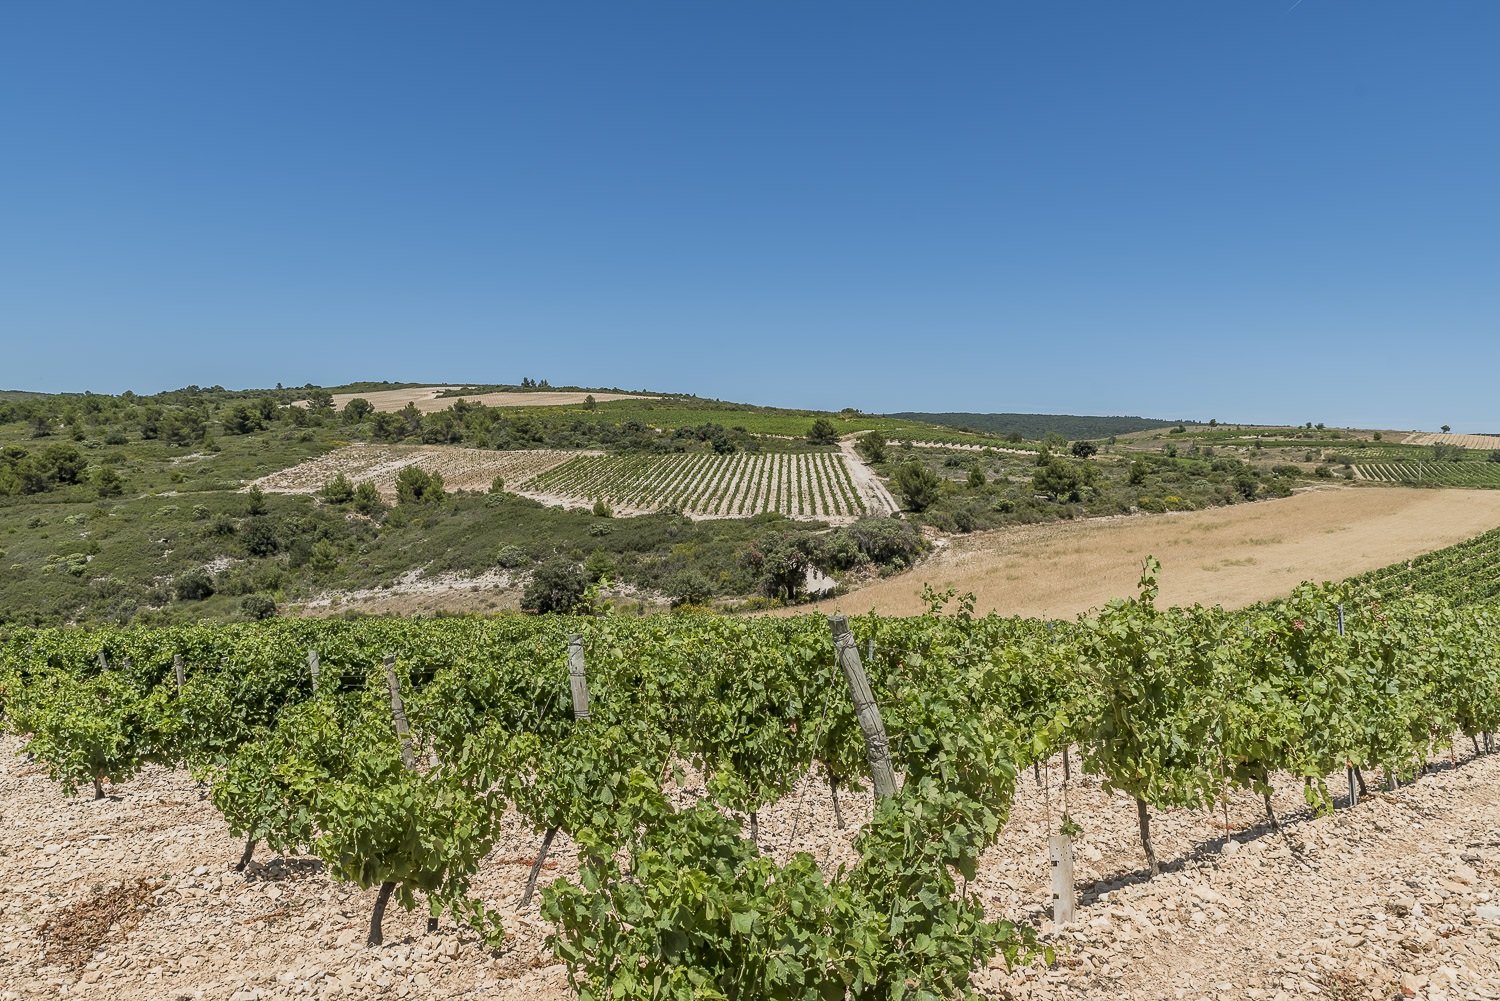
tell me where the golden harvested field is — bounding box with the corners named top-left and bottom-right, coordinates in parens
top-left (787, 485), bottom-right (1500, 619)
top-left (251, 444), bottom-right (586, 502)
top-left (1403, 431), bottom-right (1500, 450)
top-left (291, 387), bottom-right (656, 414)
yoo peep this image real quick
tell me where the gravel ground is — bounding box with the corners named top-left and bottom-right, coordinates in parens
top-left (1, 734), bottom-right (1496, 1000)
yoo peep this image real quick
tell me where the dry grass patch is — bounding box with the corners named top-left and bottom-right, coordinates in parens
top-left (39, 878), bottom-right (159, 966)
top-left (783, 485), bottom-right (1500, 619)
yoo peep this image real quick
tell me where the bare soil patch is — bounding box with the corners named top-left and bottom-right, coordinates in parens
top-left (291, 388), bottom-right (656, 414)
top-left (789, 485), bottom-right (1500, 619)
top-left (252, 445), bottom-right (585, 502)
top-left (3, 735), bottom-right (1497, 1000)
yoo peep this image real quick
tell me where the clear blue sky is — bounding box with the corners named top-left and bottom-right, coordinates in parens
top-left (2, 3), bottom-right (1496, 430)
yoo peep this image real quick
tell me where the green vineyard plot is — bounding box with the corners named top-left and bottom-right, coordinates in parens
top-left (519, 451), bottom-right (869, 520)
top-left (1350, 524), bottom-right (1500, 605)
top-left (1357, 461), bottom-right (1500, 486)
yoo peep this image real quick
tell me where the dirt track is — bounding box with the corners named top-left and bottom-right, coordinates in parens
top-left (792, 485), bottom-right (1500, 619)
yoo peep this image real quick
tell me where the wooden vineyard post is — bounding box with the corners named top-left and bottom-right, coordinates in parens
top-left (382, 655), bottom-right (417, 770)
top-left (829, 615), bottom-right (898, 800)
top-left (1049, 833), bottom-right (1076, 925)
top-left (371, 655), bottom-right (419, 945)
top-left (307, 649), bottom-right (320, 690)
top-left (522, 635), bottom-right (590, 907)
top-left (568, 634), bottom-right (591, 722)
top-left (173, 654), bottom-right (185, 693)
top-left (97, 649), bottom-right (108, 671)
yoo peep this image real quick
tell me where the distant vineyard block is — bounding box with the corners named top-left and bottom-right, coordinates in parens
top-left (520, 451), bottom-right (873, 521)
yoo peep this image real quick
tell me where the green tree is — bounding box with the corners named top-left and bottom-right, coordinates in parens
top-left (966, 464), bottom-right (986, 489)
top-left (223, 402), bottom-right (265, 435)
top-left (1070, 440), bottom-right (1098, 460)
top-left (1032, 457), bottom-right (1093, 503)
top-left (41, 443), bottom-right (88, 484)
top-left (663, 569), bottom-right (714, 607)
top-left (1442, 425), bottom-right (1452, 433)
top-left (855, 431), bottom-right (887, 464)
top-left (894, 462), bottom-right (942, 511)
top-left (806, 418), bottom-right (839, 446)
top-left (242, 516), bottom-right (280, 556)
top-left (319, 473), bottom-right (355, 504)
top-left (353, 481), bottom-right (385, 516)
top-left (521, 558), bottom-right (589, 613)
top-left (583, 394), bottom-right (596, 411)
top-left (174, 567), bottom-right (216, 601)
top-left (94, 465), bottom-right (124, 498)
top-left (396, 466), bottom-right (445, 505)
top-left (342, 398), bottom-right (375, 422)
top-left (241, 594), bottom-right (277, 620)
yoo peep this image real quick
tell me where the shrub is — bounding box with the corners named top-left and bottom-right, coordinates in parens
top-left (396, 466), bottom-right (445, 505)
top-left (174, 567), bottom-right (216, 601)
top-left (94, 465), bottom-right (124, 498)
top-left (490, 475), bottom-right (505, 494)
top-left (320, 473), bottom-right (355, 504)
top-left (242, 516), bottom-right (280, 557)
top-left (1314, 465), bottom-right (1332, 478)
top-left (521, 558), bottom-right (589, 614)
top-left (308, 540), bottom-right (341, 573)
top-left (1069, 441), bottom-right (1098, 460)
top-left (353, 481), bottom-right (385, 516)
top-left (241, 594), bottom-right (277, 620)
top-left (663, 569), bottom-right (714, 607)
top-left (1032, 457), bottom-right (1093, 503)
top-left (496, 545), bottom-right (530, 569)
top-left (966, 465), bottom-right (985, 488)
top-left (103, 428), bottom-right (129, 446)
top-left (592, 499), bottom-right (613, 518)
top-left (842, 517), bottom-right (925, 566)
top-left (855, 432), bottom-right (887, 464)
top-left (583, 549), bottom-right (615, 581)
top-left (245, 484), bottom-right (267, 515)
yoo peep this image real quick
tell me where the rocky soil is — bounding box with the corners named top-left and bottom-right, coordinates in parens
top-left (1, 733), bottom-right (1496, 1001)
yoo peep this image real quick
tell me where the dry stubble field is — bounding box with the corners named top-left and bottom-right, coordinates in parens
top-left (790, 485), bottom-right (1500, 619)
top-left (251, 445), bottom-right (587, 503)
top-left (291, 388), bottom-right (655, 414)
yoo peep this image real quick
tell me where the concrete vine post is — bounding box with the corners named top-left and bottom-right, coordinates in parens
top-left (1050, 833), bottom-right (1076, 925)
top-left (567, 634), bottom-right (591, 722)
top-left (307, 649), bottom-right (320, 690)
top-left (173, 654), bottom-right (185, 693)
top-left (829, 615), bottom-right (897, 801)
